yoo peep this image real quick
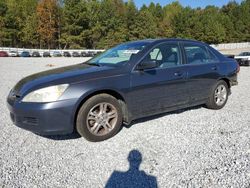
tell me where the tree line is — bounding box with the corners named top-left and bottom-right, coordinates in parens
top-left (0, 0), bottom-right (249, 49)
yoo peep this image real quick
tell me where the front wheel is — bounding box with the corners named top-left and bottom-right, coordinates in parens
top-left (76, 94), bottom-right (123, 142)
top-left (206, 80), bottom-right (229, 110)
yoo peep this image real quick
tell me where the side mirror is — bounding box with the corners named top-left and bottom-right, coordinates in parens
top-left (137, 60), bottom-right (158, 70)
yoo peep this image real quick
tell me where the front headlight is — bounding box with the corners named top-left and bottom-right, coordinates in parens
top-left (22, 84), bottom-right (69, 103)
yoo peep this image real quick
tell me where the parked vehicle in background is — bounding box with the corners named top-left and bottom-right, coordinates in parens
top-left (81, 51), bottom-right (96, 57)
top-left (72, 52), bottom-right (80, 57)
top-left (96, 51), bottom-right (102, 55)
top-left (63, 51), bottom-right (71, 57)
top-left (20, 51), bottom-right (30, 57)
top-left (7, 39), bottom-right (239, 142)
top-left (239, 52), bottom-right (250, 56)
top-left (234, 52), bottom-right (250, 66)
top-left (53, 51), bottom-right (62, 57)
top-left (32, 51), bottom-right (41, 57)
top-left (0, 51), bottom-right (9, 57)
top-left (43, 52), bottom-right (51, 57)
top-left (9, 51), bottom-right (19, 57)
top-left (87, 51), bottom-right (95, 57)
top-left (81, 51), bottom-right (88, 57)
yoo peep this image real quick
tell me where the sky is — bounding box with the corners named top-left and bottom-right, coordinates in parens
top-left (134, 0), bottom-right (243, 8)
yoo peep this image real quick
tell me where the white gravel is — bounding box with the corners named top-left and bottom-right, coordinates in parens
top-left (0, 57), bottom-right (250, 187)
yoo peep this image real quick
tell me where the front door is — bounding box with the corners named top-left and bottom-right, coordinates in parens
top-left (128, 43), bottom-right (189, 119)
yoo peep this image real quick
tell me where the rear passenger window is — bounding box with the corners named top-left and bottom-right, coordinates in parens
top-left (184, 44), bottom-right (217, 64)
top-left (206, 47), bottom-right (219, 62)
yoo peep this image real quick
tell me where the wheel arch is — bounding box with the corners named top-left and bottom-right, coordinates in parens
top-left (219, 78), bottom-right (231, 89)
top-left (73, 89), bottom-right (130, 129)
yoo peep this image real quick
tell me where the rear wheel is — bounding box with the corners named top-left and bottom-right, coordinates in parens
top-left (206, 80), bottom-right (229, 110)
top-left (76, 94), bottom-right (123, 142)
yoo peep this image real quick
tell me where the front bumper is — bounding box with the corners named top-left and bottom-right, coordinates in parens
top-left (7, 98), bottom-right (78, 135)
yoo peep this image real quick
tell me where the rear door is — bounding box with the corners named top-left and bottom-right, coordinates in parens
top-left (128, 42), bottom-right (189, 119)
top-left (182, 42), bottom-right (221, 103)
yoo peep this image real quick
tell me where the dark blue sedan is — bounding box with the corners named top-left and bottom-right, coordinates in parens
top-left (7, 39), bottom-right (239, 141)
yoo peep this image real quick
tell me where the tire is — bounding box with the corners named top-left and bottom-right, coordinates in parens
top-left (205, 80), bottom-right (229, 110)
top-left (76, 94), bottom-right (123, 142)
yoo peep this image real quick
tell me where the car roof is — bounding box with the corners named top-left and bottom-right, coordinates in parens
top-left (134, 38), bottom-right (200, 43)
top-left (126, 38), bottom-right (206, 46)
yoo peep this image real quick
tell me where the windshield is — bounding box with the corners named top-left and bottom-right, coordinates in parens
top-left (87, 41), bottom-right (151, 66)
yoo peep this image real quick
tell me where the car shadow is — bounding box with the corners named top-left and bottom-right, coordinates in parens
top-left (40, 105), bottom-right (204, 140)
top-left (38, 131), bottom-right (81, 140)
top-left (105, 149), bottom-right (158, 188)
top-left (124, 104), bottom-right (204, 129)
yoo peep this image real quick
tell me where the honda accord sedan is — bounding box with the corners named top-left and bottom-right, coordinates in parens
top-left (7, 39), bottom-right (239, 141)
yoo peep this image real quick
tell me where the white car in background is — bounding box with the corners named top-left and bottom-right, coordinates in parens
top-left (234, 52), bottom-right (250, 66)
top-left (8, 51), bottom-right (19, 57)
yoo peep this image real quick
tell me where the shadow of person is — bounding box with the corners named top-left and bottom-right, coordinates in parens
top-left (105, 150), bottom-right (158, 188)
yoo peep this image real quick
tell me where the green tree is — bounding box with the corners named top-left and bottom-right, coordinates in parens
top-left (0, 0), bottom-right (249, 49)
top-left (132, 9), bottom-right (157, 39)
top-left (20, 13), bottom-right (39, 47)
top-left (124, 0), bottom-right (138, 41)
top-left (173, 5), bottom-right (227, 44)
top-left (61, 0), bottom-right (88, 49)
top-left (221, 1), bottom-right (240, 42)
top-left (159, 1), bottom-right (183, 38)
top-left (198, 6), bottom-right (226, 44)
top-left (0, 0), bottom-right (8, 46)
top-left (82, 0), bottom-right (102, 49)
top-left (237, 0), bottom-right (250, 41)
top-left (97, 0), bottom-right (127, 48)
top-left (173, 7), bottom-right (197, 39)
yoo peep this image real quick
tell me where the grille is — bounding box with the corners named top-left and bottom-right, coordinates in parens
top-left (10, 113), bottom-right (38, 126)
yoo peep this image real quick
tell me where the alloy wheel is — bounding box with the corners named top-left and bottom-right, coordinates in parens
top-left (86, 102), bottom-right (118, 136)
top-left (214, 84), bottom-right (227, 106)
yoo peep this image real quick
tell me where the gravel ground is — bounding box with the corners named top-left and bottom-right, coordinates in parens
top-left (0, 57), bottom-right (250, 188)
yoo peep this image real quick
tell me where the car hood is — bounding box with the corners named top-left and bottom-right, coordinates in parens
top-left (13, 63), bottom-right (121, 96)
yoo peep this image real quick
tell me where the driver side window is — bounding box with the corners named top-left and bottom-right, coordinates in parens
top-left (144, 43), bottom-right (181, 68)
top-left (150, 48), bottom-right (162, 60)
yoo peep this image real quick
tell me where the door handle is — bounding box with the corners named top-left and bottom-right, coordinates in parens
top-left (211, 66), bottom-right (217, 70)
top-left (174, 72), bottom-right (183, 77)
